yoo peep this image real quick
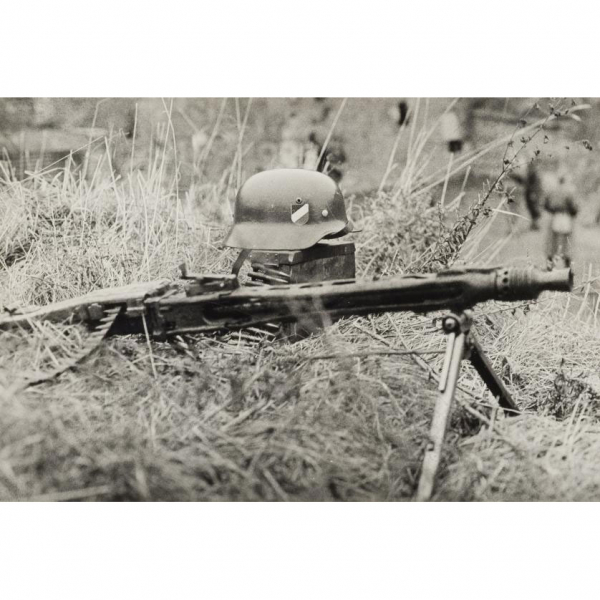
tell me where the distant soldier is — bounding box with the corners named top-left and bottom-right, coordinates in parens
top-left (543, 170), bottom-right (578, 270)
top-left (303, 132), bottom-right (320, 170)
top-left (310, 99), bottom-right (347, 183)
top-left (278, 112), bottom-right (306, 169)
top-left (510, 159), bottom-right (543, 230)
top-left (279, 100), bottom-right (347, 183)
top-left (192, 129), bottom-right (209, 160)
top-left (397, 101), bottom-right (410, 127)
top-left (439, 111), bottom-right (464, 154)
top-left (314, 134), bottom-right (346, 183)
top-left (388, 100), bottom-right (410, 127)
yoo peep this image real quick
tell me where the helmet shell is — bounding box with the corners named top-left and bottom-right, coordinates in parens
top-left (224, 169), bottom-right (355, 251)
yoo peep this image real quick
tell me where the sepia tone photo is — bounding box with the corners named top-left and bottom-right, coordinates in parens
top-left (1, 97), bottom-right (598, 502)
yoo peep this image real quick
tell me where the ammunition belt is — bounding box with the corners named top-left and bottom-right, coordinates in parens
top-left (19, 306), bottom-right (121, 389)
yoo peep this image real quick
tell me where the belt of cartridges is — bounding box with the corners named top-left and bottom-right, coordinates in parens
top-left (221, 261), bottom-right (290, 347)
top-left (20, 306), bottom-right (122, 388)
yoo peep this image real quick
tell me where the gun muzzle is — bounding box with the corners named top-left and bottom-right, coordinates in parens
top-left (499, 267), bottom-right (573, 300)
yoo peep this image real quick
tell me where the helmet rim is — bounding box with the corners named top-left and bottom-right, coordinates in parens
top-left (224, 219), bottom-right (350, 251)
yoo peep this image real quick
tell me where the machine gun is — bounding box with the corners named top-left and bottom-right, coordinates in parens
top-left (0, 265), bottom-right (572, 500)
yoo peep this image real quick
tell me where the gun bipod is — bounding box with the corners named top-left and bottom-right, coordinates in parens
top-left (415, 310), bottom-right (519, 502)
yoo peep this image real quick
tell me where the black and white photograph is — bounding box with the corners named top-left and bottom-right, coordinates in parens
top-left (3, 3), bottom-right (600, 598)
top-left (1, 97), bottom-right (595, 502)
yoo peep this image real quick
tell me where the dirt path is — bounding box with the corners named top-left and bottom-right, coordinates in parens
top-left (478, 215), bottom-right (600, 289)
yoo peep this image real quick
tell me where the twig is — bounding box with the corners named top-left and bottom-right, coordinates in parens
top-left (293, 349), bottom-right (446, 361)
top-left (315, 98), bottom-right (348, 169)
top-left (221, 399), bottom-right (272, 433)
top-left (263, 469), bottom-right (289, 501)
top-left (27, 485), bottom-right (113, 502)
top-left (141, 313), bottom-right (158, 379)
top-left (454, 397), bottom-right (526, 457)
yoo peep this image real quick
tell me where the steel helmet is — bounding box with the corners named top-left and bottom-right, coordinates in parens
top-left (224, 168), bottom-right (357, 251)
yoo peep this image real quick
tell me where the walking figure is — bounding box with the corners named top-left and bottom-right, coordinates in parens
top-left (278, 112), bottom-right (306, 169)
top-left (510, 160), bottom-right (543, 230)
top-left (278, 100), bottom-right (347, 183)
top-left (439, 111), bottom-right (464, 154)
top-left (543, 170), bottom-right (578, 270)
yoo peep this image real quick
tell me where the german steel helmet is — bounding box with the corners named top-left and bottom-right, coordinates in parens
top-left (224, 168), bottom-right (357, 251)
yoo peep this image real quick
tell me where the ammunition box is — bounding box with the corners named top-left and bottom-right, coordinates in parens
top-left (250, 240), bottom-right (355, 340)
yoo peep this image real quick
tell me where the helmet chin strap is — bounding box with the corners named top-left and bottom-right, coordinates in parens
top-left (231, 249), bottom-right (252, 276)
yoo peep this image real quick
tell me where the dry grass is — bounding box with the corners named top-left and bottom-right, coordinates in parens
top-left (1, 100), bottom-right (599, 501)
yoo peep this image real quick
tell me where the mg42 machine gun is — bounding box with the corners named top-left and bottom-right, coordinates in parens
top-left (0, 169), bottom-right (575, 500)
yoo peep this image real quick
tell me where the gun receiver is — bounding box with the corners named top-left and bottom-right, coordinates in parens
top-left (160, 266), bottom-right (572, 336)
top-left (0, 267), bottom-right (573, 337)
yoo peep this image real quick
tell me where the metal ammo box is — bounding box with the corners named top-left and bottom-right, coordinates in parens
top-left (247, 240), bottom-right (355, 340)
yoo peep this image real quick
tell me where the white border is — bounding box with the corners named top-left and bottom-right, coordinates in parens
top-left (2, 3), bottom-right (599, 598)
top-left (2, 503), bottom-right (599, 599)
top-left (4, 1), bottom-right (600, 96)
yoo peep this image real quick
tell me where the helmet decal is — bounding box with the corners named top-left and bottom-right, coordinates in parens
top-left (291, 200), bottom-right (310, 225)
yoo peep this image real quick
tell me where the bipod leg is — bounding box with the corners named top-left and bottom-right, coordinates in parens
top-left (467, 332), bottom-right (519, 416)
top-left (416, 314), bottom-right (466, 502)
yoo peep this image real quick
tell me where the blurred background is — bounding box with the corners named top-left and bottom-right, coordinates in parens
top-left (1, 97), bottom-right (599, 269)
top-left (0, 97), bottom-right (597, 189)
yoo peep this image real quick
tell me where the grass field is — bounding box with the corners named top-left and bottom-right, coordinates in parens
top-left (1, 99), bottom-right (600, 501)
